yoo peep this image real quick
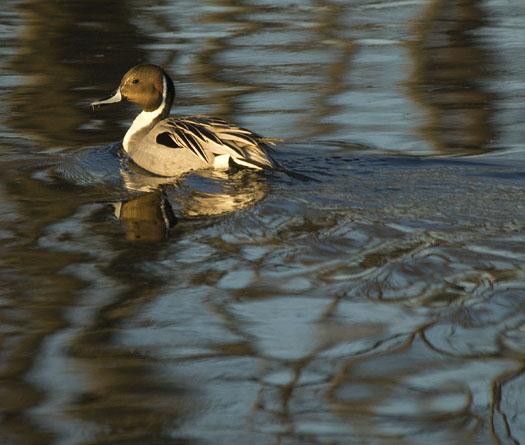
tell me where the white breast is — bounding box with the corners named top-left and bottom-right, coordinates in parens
top-left (123, 108), bottom-right (163, 153)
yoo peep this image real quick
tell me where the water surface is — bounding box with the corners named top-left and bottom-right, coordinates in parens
top-left (1, 0), bottom-right (524, 444)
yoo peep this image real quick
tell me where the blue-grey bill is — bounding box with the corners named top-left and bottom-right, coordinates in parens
top-left (91, 89), bottom-right (122, 109)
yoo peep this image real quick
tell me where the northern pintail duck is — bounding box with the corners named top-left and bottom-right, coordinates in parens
top-left (91, 64), bottom-right (277, 176)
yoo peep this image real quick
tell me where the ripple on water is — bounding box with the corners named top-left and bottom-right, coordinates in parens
top-left (4, 146), bottom-right (521, 444)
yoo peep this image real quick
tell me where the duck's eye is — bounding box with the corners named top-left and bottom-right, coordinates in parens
top-left (131, 78), bottom-right (139, 84)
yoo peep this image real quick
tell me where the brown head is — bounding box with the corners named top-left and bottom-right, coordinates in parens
top-left (91, 64), bottom-right (175, 114)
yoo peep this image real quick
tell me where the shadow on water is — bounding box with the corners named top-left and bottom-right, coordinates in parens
top-left (1, 1), bottom-right (192, 443)
top-left (5, 0), bottom-right (154, 148)
top-left (0, 0), bottom-right (524, 444)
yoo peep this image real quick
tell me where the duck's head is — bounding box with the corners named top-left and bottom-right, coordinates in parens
top-left (91, 64), bottom-right (175, 113)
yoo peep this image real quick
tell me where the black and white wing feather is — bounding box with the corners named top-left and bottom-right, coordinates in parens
top-left (156, 115), bottom-right (277, 170)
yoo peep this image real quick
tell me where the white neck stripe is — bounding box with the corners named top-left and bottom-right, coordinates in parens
top-left (123, 75), bottom-right (167, 153)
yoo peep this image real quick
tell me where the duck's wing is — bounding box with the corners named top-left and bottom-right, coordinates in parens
top-left (154, 118), bottom-right (211, 164)
top-left (155, 116), bottom-right (277, 170)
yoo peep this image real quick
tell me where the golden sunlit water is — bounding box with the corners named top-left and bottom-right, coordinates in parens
top-left (0, 0), bottom-right (524, 444)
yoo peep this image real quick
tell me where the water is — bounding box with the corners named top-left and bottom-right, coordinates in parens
top-left (1, 0), bottom-right (524, 443)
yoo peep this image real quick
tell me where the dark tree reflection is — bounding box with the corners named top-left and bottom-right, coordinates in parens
top-left (409, 0), bottom-right (497, 154)
top-left (7, 0), bottom-right (152, 147)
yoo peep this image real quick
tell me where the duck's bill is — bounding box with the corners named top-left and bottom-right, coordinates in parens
top-left (91, 89), bottom-right (122, 109)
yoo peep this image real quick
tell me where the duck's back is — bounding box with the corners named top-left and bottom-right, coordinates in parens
top-left (174, 116), bottom-right (276, 170)
top-left (127, 115), bottom-right (276, 177)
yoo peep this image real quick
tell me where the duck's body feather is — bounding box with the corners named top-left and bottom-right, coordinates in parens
top-left (127, 115), bottom-right (276, 176)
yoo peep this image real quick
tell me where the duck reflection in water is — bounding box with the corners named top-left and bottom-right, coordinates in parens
top-left (113, 191), bottom-right (175, 243)
top-left (114, 162), bottom-right (268, 242)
